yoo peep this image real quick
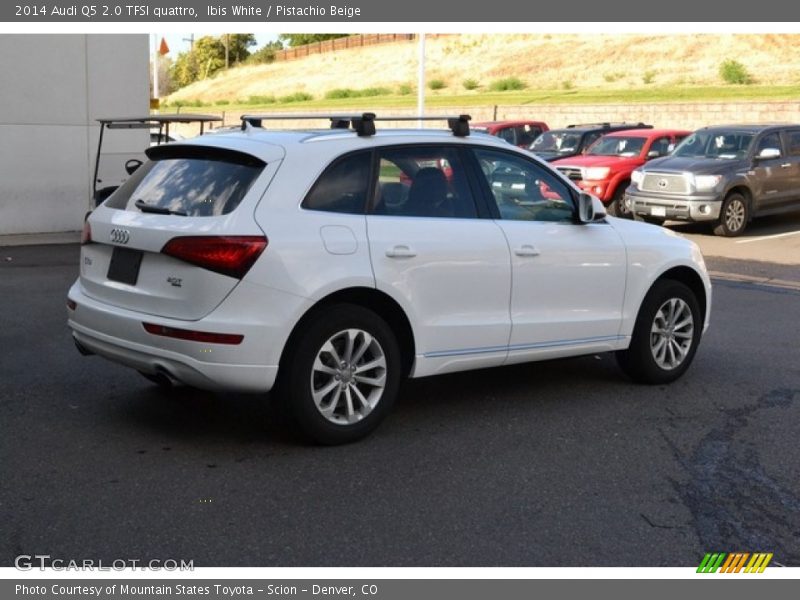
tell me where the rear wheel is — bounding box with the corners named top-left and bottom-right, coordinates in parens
top-left (616, 280), bottom-right (702, 384)
top-left (278, 304), bottom-right (402, 445)
top-left (713, 192), bottom-right (749, 237)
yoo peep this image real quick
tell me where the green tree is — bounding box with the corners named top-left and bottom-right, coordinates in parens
top-left (247, 40), bottom-right (285, 64)
top-left (170, 34), bottom-right (256, 89)
top-left (278, 34), bottom-right (348, 47)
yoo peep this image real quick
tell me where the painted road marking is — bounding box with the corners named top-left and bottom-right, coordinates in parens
top-left (735, 230), bottom-right (800, 243)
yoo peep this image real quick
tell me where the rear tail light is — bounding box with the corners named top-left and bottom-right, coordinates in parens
top-left (161, 236), bottom-right (267, 279)
top-left (143, 323), bottom-right (244, 345)
top-left (81, 220), bottom-right (92, 245)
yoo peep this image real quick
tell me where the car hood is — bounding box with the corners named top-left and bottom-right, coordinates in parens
top-left (532, 150), bottom-right (578, 162)
top-left (642, 155), bottom-right (746, 174)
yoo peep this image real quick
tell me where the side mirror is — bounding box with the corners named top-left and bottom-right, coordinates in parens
top-left (578, 193), bottom-right (606, 223)
top-left (125, 159), bottom-right (143, 175)
top-left (647, 150), bottom-right (660, 159)
top-left (756, 148), bottom-right (780, 160)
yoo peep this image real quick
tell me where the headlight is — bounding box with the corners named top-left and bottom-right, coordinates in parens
top-left (584, 167), bottom-right (610, 180)
top-left (693, 175), bottom-right (722, 191)
top-left (631, 169), bottom-right (644, 185)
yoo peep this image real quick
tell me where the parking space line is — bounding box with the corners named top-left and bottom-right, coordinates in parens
top-left (735, 230), bottom-right (800, 244)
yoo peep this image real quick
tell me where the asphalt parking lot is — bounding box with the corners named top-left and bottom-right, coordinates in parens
top-left (1, 227), bottom-right (798, 567)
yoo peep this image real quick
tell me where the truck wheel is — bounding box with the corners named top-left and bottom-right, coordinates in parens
top-left (713, 192), bottom-right (749, 237)
top-left (278, 304), bottom-right (402, 445)
top-left (616, 280), bottom-right (702, 384)
top-left (608, 185), bottom-right (632, 218)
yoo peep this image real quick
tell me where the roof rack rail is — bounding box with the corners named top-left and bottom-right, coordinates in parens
top-left (566, 121), bottom-right (648, 129)
top-left (240, 112), bottom-right (472, 137)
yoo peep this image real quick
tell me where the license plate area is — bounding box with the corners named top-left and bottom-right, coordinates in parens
top-left (107, 247), bottom-right (143, 285)
top-left (651, 205), bottom-right (667, 217)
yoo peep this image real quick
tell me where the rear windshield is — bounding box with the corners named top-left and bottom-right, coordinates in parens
top-left (105, 146), bottom-right (265, 216)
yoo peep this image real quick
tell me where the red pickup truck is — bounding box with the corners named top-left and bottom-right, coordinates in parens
top-left (472, 120), bottom-right (549, 148)
top-left (552, 128), bottom-right (690, 217)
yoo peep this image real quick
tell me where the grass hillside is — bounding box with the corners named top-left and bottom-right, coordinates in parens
top-left (165, 34), bottom-right (800, 108)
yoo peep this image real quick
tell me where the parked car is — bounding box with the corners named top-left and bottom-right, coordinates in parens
top-left (529, 122), bottom-right (653, 162)
top-left (67, 112), bottom-right (711, 444)
top-left (552, 128), bottom-right (690, 217)
top-left (626, 124), bottom-right (800, 236)
top-left (472, 120), bottom-right (549, 148)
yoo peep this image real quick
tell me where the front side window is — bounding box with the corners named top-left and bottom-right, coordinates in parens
top-left (371, 146), bottom-right (478, 218)
top-left (106, 147), bottom-right (264, 217)
top-left (784, 131), bottom-right (800, 157)
top-left (755, 132), bottom-right (782, 157)
top-left (302, 151), bottom-right (372, 214)
top-left (473, 148), bottom-right (575, 222)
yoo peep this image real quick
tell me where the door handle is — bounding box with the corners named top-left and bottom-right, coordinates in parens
top-left (385, 245), bottom-right (417, 258)
top-left (780, 163), bottom-right (792, 168)
top-left (514, 244), bottom-right (541, 257)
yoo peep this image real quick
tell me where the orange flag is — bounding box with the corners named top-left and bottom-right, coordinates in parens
top-left (159, 37), bottom-right (169, 56)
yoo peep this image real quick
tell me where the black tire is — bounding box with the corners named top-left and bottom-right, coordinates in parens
top-left (616, 280), bottom-right (702, 384)
top-left (277, 304), bottom-right (402, 445)
top-left (607, 184), bottom-right (632, 218)
top-left (713, 192), bottom-right (749, 237)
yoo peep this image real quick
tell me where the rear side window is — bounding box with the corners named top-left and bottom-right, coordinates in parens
top-left (302, 151), bottom-right (372, 214)
top-left (106, 146), bottom-right (264, 217)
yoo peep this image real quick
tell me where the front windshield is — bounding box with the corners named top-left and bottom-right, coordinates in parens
top-left (530, 131), bottom-right (583, 154)
top-left (672, 131), bottom-right (754, 159)
top-left (587, 136), bottom-right (647, 157)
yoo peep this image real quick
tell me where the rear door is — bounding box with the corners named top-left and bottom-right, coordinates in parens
top-left (366, 144), bottom-right (512, 372)
top-left (81, 142), bottom-right (281, 320)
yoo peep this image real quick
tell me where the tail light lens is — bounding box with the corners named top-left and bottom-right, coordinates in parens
top-left (161, 236), bottom-right (267, 279)
top-left (81, 220), bottom-right (92, 245)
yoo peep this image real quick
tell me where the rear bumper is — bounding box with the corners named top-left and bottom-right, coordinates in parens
top-left (67, 280), bottom-right (307, 393)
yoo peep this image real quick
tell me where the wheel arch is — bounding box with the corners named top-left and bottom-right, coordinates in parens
top-left (278, 287), bottom-right (416, 377)
top-left (653, 266), bottom-right (708, 324)
top-left (725, 184), bottom-right (753, 215)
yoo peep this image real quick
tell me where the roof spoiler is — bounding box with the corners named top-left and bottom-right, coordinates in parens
top-left (240, 112), bottom-right (472, 137)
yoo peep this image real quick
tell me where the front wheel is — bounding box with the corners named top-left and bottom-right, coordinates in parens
top-left (616, 280), bottom-right (702, 384)
top-left (278, 304), bottom-right (402, 445)
top-left (713, 192), bottom-right (749, 237)
top-left (608, 185), bottom-right (632, 218)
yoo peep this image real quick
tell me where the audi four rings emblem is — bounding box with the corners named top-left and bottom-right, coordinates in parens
top-left (658, 178), bottom-right (669, 189)
top-left (110, 229), bottom-right (130, 244)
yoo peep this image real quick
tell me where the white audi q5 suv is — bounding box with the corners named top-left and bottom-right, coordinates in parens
top-left (68, 113), bottom-right (711, 444)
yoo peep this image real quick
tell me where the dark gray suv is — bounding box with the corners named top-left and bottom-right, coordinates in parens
top-left (625, 124), bottom-right (800, 236)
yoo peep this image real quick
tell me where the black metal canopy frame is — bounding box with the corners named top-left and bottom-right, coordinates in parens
top-left (92, 114), bottom-right (223, 199)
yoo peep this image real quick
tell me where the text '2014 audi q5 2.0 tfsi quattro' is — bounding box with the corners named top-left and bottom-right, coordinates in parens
top-left (68, 113), bottom-right (712, 444)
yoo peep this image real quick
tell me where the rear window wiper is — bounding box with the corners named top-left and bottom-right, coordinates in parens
top-left (134, 199), bottom-right (187, 216)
